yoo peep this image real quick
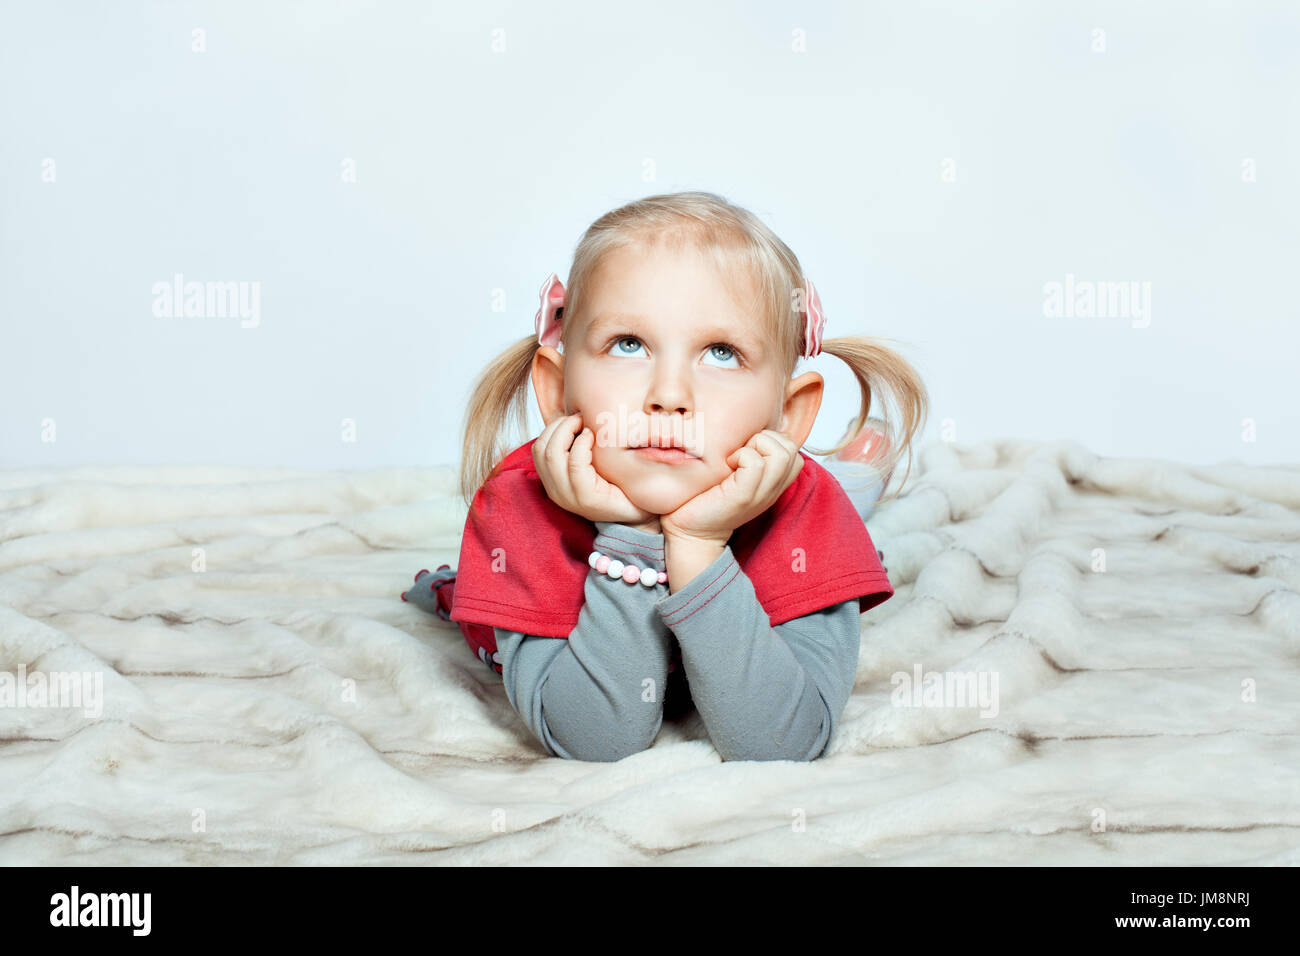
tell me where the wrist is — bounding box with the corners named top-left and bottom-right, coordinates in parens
top-left (663, 528), bottom-right (729, 552)
top-left (593, 521), bottom-right (667, 573)
top-left (662, 532), bottom-right (728, 595)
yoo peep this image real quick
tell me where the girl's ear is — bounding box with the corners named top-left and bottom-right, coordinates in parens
top-left (779, 371), bottom-right (824, 447)
top-left (531, 346), bottom-right (567, 426)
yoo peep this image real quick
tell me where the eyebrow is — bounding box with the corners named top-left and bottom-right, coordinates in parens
top-left (586, 312), bottom-right (763, 355)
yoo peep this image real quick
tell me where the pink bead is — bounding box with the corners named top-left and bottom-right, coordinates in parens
top-left (657, 571), bottom-right (668, 584)
top-left (622, 564), bottom-right (641, 583)
top-left (595, 554), bottom-right (610, 573)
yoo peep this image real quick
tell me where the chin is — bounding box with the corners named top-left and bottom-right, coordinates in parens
top-left (616, 473), bottom-right (703, 517)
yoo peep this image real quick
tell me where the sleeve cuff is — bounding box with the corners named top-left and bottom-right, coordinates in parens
top-left (654, 545), bottom-right (742, 628)
top-left (592, 522), bottom-right (667, 573)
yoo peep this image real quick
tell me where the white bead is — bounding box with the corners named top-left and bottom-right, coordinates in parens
top-left (588, 551), bottom-right (601, 569)
top-left (606, 559), bottom-right (625, 579)
top-left (639, 566), bottom-right (658, 587)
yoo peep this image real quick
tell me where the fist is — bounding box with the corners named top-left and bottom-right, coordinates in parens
top-left (660, 429), bottom-right (803, 546)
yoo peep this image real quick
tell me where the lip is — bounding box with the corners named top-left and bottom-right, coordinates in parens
top-left (631, 446), bottom-right (702, 464)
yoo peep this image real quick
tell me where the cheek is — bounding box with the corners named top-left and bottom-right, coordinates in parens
top-left (569, 390), bottom-right (619, 433)
top-left (590, 439), bottom-right (625, 477)
top-left (706, 406), bottom-right (765, 457)
top-left (581, 362), bottom-right (644, 408)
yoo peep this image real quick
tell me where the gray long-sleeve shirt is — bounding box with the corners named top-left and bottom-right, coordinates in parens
top-left (495, 522), bottom-right (863, 763)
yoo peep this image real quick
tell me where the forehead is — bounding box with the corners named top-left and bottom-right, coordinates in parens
top-left (580, 244), bottom-right (770, 352)
top-left (584, 310), bottom-right (766, 354)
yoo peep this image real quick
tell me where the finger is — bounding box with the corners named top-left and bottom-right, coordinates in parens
top-left (536, 414), bottom-right (582, 500)
top-left (726, 437), bottom-right (763, 469)
top-left (771, 430), bottom-right (804, 489)
top-left (767, 429), bottom-right (804, 484)
top-left (751, 428), bottom-right (796, 455)
top-left (549, 415), bottom-right (586, 501)
top-left (532, 414), bottom-right (567, 481)
top-left (534, 413), bottom-right (575, 466)
top-left (764, 430), bottom-right (802, 478)
top-left (726, 446), bottom-right (767, 498)
top-left (541, 413), bottom-right (582, 465)
top-left (726, 430), bottom-right (763, 468)
top-left (749, 431), bottom-right (800, 500)
top-left (567, 424), bottom-right (596, 479)
top-left (748, 431), bottom-right (787, 469)
top-left (762, 428), bottom-right (799, 458)
top-left (532, 417), bottom-right (565, 497)
top-left (725, 427), bottom-right (782, 467)
top-left (735, 427), bottom-right (784, 460)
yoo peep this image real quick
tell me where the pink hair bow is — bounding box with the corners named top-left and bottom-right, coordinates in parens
top-left (535, 273), bottom-right (566, 349)
top-left (801, 278), bottom-right (826, 358)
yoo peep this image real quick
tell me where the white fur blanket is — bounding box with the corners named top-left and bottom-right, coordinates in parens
top-left (1, 440), bottom-right (1296, 864)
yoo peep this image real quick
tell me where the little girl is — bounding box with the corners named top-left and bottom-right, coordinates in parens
top-left (404, 191), bottom-right (927, 763)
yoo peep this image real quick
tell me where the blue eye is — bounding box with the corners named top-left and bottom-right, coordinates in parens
top-left (703, 344), bottom-right (741, 369)
top-left (612, 336), bottom-right (646, 357)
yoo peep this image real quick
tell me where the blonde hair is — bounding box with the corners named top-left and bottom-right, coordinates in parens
top-left (458, 190), bottom-right (928, 510)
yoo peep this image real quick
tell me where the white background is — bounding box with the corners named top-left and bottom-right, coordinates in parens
top-left (2, 0), bottom-right (1296, 469)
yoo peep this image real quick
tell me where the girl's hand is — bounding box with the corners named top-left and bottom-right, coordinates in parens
top-left (660, 428), bottom-right (804, 547)
top-left (532, 413), bottom-right (660, 528)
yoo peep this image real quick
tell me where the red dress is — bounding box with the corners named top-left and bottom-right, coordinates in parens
top-left (443, 438), bottom-right (894, 675)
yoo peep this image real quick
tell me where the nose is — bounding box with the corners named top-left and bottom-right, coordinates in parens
top-left (644, 355), bottom-right (692, 418)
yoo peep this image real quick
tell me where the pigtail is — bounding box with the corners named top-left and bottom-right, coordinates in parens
top-left (459, 334), bottom-right (540, 509)
top-left (808, 335), bottom-right (929, 506)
